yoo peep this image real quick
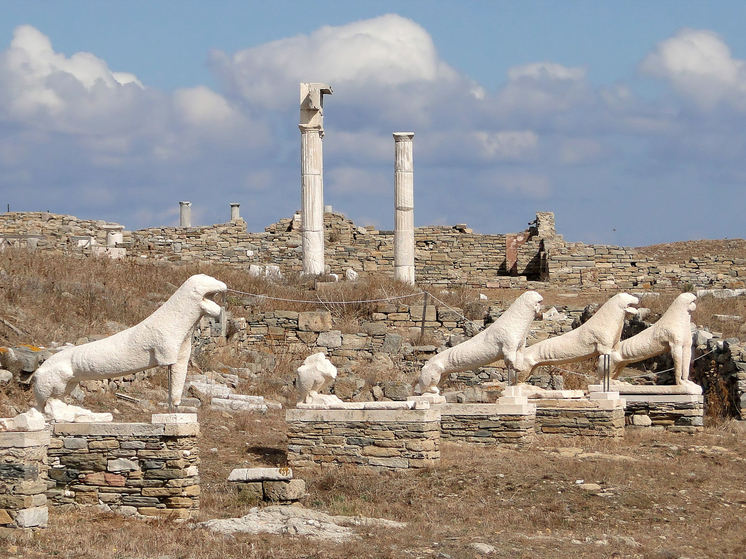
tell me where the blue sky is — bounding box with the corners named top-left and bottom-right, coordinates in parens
top-left (1, 0), bottom-right (745, 247)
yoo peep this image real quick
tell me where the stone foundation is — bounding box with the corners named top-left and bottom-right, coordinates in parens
top-left (47, 414), bottom-right (200, 520)
top-left (286, 408), bottom-right (440, 469)
top-left (439, 403), bottom-right (535, 445)
top-left (534, 397), bottom-right (625, 437)
top-left (0, 430), bottom-right (49, 529)
top-left (624, 395), bottom-right (704, 432)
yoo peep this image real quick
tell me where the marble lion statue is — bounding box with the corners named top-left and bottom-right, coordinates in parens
top-left (296, 352), bottom-right (343, 405)
top-left (417, 291), bottom-right (543, 395)
top-left (517, 293), bottom-right (639, 380)
top-left (34, 274), bottom-right (227, 411)
top-left (601, 292), bottom-right (700, 392)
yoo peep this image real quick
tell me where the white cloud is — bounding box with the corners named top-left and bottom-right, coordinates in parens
top-left (492, 172), bottom-right (551, 199)
top-left (556, 137), bottom-right (604, 165)
top-left (474, 130), bottom-right (539, 161)
top-left (209, 14), bottom-right (460, 110)
top-left (326, 166), bottom-right (389, 195)
top-left (640, 28), bottom-right (746, 111)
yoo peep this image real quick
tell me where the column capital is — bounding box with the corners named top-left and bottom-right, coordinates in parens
top-left (393, 132), bottom-right (415, 141)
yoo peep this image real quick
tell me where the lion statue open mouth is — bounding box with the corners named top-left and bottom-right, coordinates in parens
top-left (33, 274), bottom-right (227, 413)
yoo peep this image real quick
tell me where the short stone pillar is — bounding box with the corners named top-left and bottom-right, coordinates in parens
top-left (0, 429), bottom-right (50, 529)
top-left (47, 414), bottom-right (200, 519)
top-left (287, 408), bottom-right (440, 469)
top-left (179, 201), bottom-right (192, 227)
top-left (393, 132), bottom-right (415, 284)
top-left (300, 83), bottom-right (332, 276)
top-left (230, 203), bottom-right (240, 222)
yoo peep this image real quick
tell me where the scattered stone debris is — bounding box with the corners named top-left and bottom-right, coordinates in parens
top-left (200, 506), bottom-right (406, 542)
top-left (185, 372), bottom-right (281, 413)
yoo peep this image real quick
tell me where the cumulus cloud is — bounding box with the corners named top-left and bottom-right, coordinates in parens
top-left (640, 28), bottom-right (746, 111)
top-left (1, 19), bottom-right (745, 246)
top-left (209, 14), bottom-right (460, 109)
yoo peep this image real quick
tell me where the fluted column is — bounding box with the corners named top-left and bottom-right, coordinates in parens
top-left (299, 83), bottom-right (332, 276)
top-left (300, 124), bottom-right (325, 275)
top-left (179, 201), bottom-right (191, 227)
top-left (394, 132), bottom-right (415, 284)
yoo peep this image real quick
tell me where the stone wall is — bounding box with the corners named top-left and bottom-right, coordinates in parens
top-left (624, 396), bottom-right (704, 432)
top-left (534, 399), bottom-right (625, 437)
top-left (286, 408), bottom-right (440, 469)
top-left (0, 430), bottom-right (49, 529)
top-left (4, 210), bottom-right (745, 290)
top-left (438, 404), bottom-right (534, 445)
top-left (47, 414), bottom-right (200, 520)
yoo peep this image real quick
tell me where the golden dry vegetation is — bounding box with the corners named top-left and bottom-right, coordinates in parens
top-left (1, 246), bottom-right (746, 557)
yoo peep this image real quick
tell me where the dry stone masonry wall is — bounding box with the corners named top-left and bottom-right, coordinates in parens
top-left (0, 430), bottom-right (49, 530)
top-left (47, 415), bottom-right (200, 520)
top-left (4, 210), bottom-right (745, 290)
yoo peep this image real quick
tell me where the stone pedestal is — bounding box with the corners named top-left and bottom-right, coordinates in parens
top-left (286, 408), bottom-right (439, 469)
top-left (623, 395), bottom-right (704, 432)
top-left (439, 403), bottom-right (535, 445)
top-left (393, 132), bottom-right (415, 284)
top-left (47, 414), bottom-right (200, 519)
top-left (534, 396), bottom-right (626, 437)
top-left (0, 429), bottom-right (49, 529)
top-left (588, 384), bottom-right (704, 432)
top-left (228, 468), bottom-right (305, 504)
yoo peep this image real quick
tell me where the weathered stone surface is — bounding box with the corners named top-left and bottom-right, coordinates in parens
top-left (201, 505), bottom-right (405, 542)
top-left (263, 479), bottom-right (306, 501)
top-left (298, 312), bottom-right (332, 332)
top-left (316, 330), bottom-right (342, 348)
top-left (228, 468), bottom-right (293, 482)
top-left (15, 506), bottom-right (48, 528)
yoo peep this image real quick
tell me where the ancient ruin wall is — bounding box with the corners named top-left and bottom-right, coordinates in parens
top-left (3, 211), bottom-right (746, 290)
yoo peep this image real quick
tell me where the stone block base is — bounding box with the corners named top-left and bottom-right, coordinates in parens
top-left (624, 395), bottom-right (704, 432)
top-left (535, 398), bottom-right (625, 437)
top-left (286, 408), bottom-right (440, 469)
top-left (0, 430), bottom-right (49, 529)
top-left (47, 414), bottom-right (200, 519)
top-left (439, 403), bottom-right (535, 445)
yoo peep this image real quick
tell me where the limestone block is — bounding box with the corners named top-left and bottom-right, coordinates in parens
top-left (228, 467), bottom-right (293, 482)
top-left (15, 506), bottom-right (48, 528)
top-left (630, 414), bottom-right (652, 427)
top-left (298, 312), bottom-right (332, 332)
top-left (107, 458), bottom-right (140, 472)
top-left (316, 330), bottom-right (342, 348)
top-left (263, 479), bottom-right (306, 501)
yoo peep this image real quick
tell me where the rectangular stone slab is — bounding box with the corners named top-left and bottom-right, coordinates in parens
top-left (53, 423), bottom-right (165, 437)
top-left (286, 408), bottom-right (440, 423)
top-left (228, 467), bottom-right (293, 482)
top-left (622, 395), bottom-right (703, 404)
top-left (0, 430), bottom-right (50, 448)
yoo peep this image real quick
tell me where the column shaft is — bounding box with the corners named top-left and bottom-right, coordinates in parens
top-left (394, 133), bottom-right (415, 284)
top-left (300, 126), bottom-right (325, 275)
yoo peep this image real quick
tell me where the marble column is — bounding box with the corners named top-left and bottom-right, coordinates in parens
top-left (230, 203), bottom-right (240, 222)
top-left (300, 83), bottom-right (332, 276)
top-left (179, 201), bottom-right (191, 228)
top-left (394, 132), bottom-right (415, 284)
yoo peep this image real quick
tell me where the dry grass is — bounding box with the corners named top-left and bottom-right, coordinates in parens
top-left (3, 247), bottom-right (746, 556)
top-left (4, 407), bottom-right (746, 558)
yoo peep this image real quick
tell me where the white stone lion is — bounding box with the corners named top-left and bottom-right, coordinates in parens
top-left (296, 352), bottom-right (343, 405)
top-left (417, 291), bottom-right (543, 395)
top-left (34, 274), bottom-right (227, 412)
top-left (601, 292), bottom-right (700, 392)
top-left (517, 293), bottom-right (639, 380)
